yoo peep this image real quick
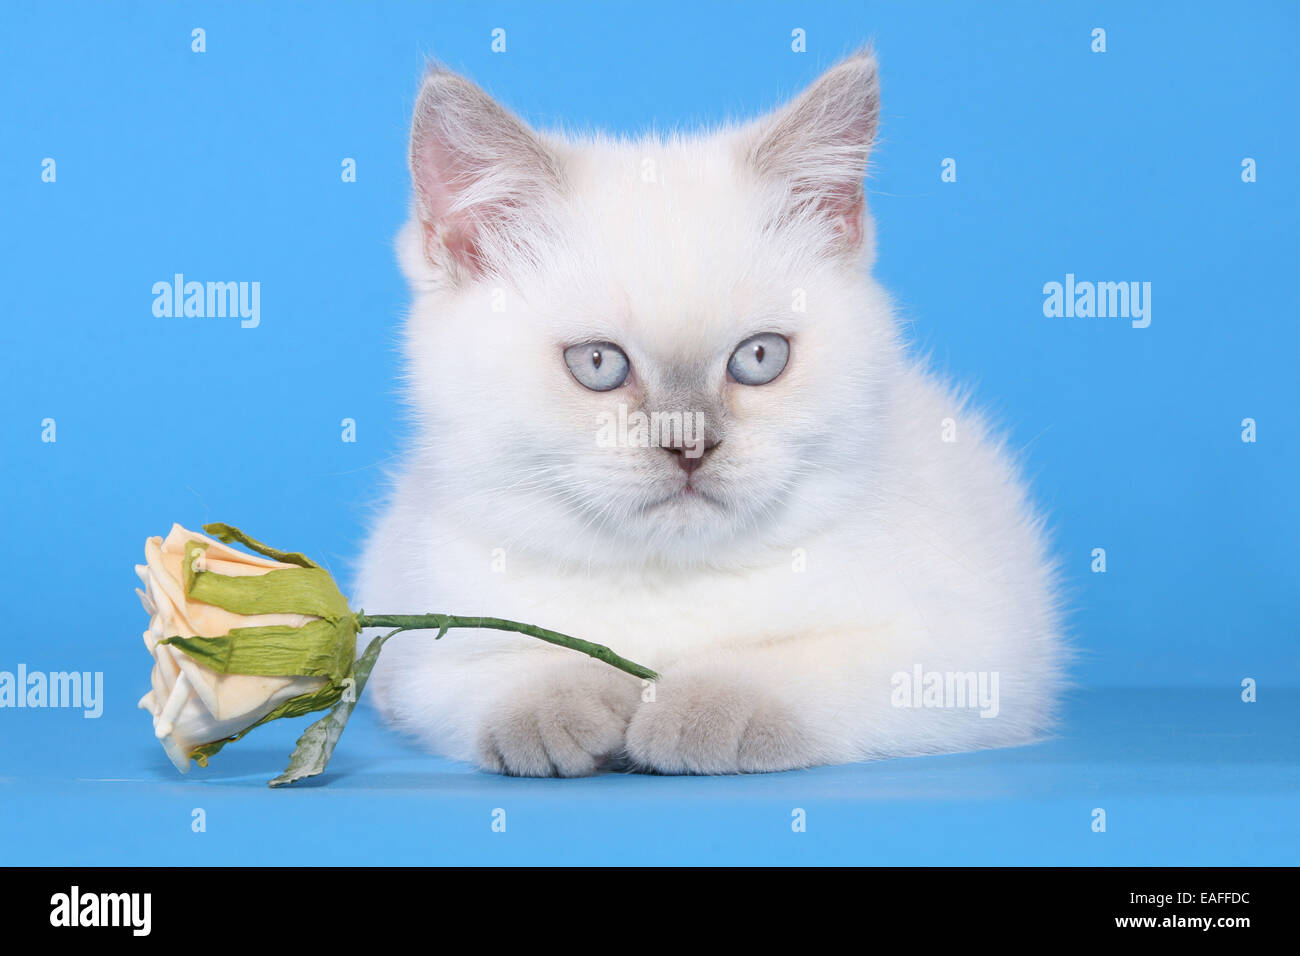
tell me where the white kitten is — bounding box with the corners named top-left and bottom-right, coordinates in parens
top-left (356, 52), bottom-right (1065, 776)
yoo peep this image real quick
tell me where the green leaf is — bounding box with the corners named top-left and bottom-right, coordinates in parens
top-left (268, 629), bottom-right (399, 787)
top-left (191, 680), bottom-right (347, 769)
top-left (162, 618), bottom-right (357, 683)
top-left (185, 565), bottom-right (352, 621)
top-left (202, 522), bottom-right (321, 569)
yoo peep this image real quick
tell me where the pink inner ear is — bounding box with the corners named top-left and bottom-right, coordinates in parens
top-left (413, 134), bottom-right (488, 275)
top-left (833, 191), bottom-right (865, 248)
top-left (421, 218), bottom-right (483, 276)
top-left (804, 184), bottom-right (864, 249)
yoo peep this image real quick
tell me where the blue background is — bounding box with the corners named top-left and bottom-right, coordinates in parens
top-left (1, 0), bottom-right (1296, 865)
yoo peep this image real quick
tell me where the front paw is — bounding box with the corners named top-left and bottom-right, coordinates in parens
top-left (625, 673), bottom-right (817, 774)
top-left (476, 660), bottom-right (641, 777)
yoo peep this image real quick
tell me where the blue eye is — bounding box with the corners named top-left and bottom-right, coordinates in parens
top-left (727, 333), bottom-right (789, 386)
top-left (564, 342), bottom-right (630, 391)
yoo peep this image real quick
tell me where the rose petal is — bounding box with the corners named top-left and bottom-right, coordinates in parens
top-left (162, 523), bottom-right (297, 571)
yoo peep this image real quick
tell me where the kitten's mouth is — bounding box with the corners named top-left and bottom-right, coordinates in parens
top-left (641, 482), bottom-right (724, 513)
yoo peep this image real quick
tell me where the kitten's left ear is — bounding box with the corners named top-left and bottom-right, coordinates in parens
top-left (742, 50), bottom-right (880, 250)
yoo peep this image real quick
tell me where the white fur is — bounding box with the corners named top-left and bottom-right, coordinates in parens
top-left (356, 52), bottom-right (1066, 776)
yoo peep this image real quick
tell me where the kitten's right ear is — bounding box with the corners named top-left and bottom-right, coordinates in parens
top-left (409, 66), bottom-right (563, 280)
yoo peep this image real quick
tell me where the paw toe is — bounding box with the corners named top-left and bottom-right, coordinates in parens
top-left (475, 665), bottom-right (640, 777)
top-left (627, 676), bottom-right (812, 774)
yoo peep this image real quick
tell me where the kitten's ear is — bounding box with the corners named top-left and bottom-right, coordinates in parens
top-left (743, 51), bottom-right (880, 250)
top-left (409, 65), bottom-right (564, 280)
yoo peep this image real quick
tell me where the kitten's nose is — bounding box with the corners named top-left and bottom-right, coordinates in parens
top-left (666, 439), bottom-right (719, 475)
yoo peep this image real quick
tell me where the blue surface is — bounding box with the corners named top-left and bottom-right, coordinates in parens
top-left (2, 688), bottom-right (1297, 865)
top-left (1, 1), bottom-right (1297, 864)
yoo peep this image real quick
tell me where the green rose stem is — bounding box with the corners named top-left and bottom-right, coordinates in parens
top-left (268, 613), bottom-right (659, 788)
top-left (356, 614), bottom-right (659, 681)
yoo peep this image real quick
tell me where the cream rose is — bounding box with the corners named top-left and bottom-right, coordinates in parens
top-left (132, 520), bottom-right (656, 786)
top-left (135, 524), bottom-right (344, 772)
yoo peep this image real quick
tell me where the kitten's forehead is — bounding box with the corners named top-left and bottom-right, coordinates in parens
top-left (560, 132), bottom-right (742, 210)
top-left (550, 133), bottom-right (785, 346)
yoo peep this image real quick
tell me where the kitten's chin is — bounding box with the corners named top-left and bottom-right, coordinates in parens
top-left (620, 484), bottom-right (765, 563)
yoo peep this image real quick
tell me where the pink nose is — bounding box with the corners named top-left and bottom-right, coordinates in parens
top-left (666, 440), bottom-right (719, 474)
